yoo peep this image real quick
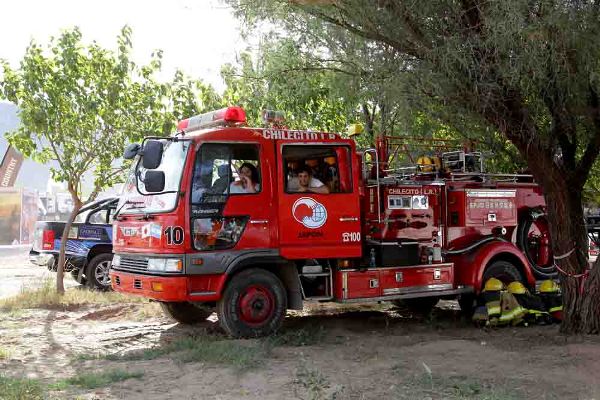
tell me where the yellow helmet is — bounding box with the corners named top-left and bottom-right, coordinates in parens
top-left (483, 278), bottom-right (503, 292)
top-left (539, 280), bottom-right (560, 293)
top-left (507, 281), bottom-right (527, 295)
top-left (417, 156), bottom-right (434, 172)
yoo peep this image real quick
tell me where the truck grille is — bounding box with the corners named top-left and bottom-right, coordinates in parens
top-left (116, 255), bottom-right (149, 273)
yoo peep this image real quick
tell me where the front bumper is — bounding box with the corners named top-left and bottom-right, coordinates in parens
top-left (109, 270), bottom-right (226, 302)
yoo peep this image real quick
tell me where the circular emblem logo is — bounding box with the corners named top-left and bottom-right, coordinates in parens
top-left (292, 197), bottom-right (328, 229)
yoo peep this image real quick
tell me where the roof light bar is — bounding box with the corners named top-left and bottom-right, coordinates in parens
top-left (177, 106), bottom-right (247, 133)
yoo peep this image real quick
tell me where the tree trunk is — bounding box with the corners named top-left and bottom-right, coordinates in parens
top-left (361, 103), bottom-right (375, 144)
top-left (56, 192), bottom-right (82, 294)
top-left (527, 154), bottom-right (600, 334)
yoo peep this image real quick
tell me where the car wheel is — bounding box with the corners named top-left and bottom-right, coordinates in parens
top-left (86, 253), bottom-right (113, 291)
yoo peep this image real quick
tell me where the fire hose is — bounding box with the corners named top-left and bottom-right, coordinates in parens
top-left (516, 208), bottom-right (557, 277)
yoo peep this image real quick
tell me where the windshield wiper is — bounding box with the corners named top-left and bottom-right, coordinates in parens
top-left (114, 200), bottom-right (146, 220)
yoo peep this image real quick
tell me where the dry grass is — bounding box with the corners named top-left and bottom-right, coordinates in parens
top-left (0, 347), bottom-right (10, 360)
top-left (0, 279), bottom-right (148, 312)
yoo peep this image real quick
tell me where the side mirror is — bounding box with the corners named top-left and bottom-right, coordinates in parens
top-left (123, 143), bottom-right (141, 160)
top-left (143, 170), bottom-right (165, 192)
top-left (142, 140), bottom-right (163, 169)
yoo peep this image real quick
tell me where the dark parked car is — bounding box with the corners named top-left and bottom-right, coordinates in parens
top-left (29, 197), bottom-right (117, 290)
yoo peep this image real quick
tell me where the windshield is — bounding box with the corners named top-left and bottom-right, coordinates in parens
top-left (118, 140), bottom-right (190, 214)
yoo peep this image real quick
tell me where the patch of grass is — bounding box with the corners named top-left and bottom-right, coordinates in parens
top-left (0, 347), bottom-right (10, 360)
top-left (264, 326), bottom-right (326, 347)
top-left (293, 364), bottom-right (330, 400)
top-left (116, 335), bottom-right (265, 369)
top-left (52, 369), bottom-right (143, 390)
top-left (401, 373), bottom-right (524, 400)
top-left (0, 375), bottom-right (45, 400)
top-left (0, 279), bottom-right (147, 311)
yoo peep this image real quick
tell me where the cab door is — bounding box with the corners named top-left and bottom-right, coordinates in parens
top-left (277, 143), bottom-right (362, 259)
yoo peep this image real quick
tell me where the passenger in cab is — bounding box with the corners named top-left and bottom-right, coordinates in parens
top-left (288, 166), bottom-right (329, 194)
top-left (229, 162), bottom-right (260, 194)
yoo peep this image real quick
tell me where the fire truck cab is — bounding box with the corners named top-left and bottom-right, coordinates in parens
top-left (110, 107), bottom-right (553, 337)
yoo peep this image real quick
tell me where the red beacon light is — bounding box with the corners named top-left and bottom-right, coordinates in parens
top-left (177, 106), bottom-right (246, 133)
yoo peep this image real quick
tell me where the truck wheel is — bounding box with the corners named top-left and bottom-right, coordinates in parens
top-left (70, 269), bottom-right (87, 285)
top-left (217, 268), bottom-right (287, 338)
top-left (86, 253), bottom-right (113, 291)
top-left (483, 260), bottom-right (524, 286)
top-left (392, 297), bottom-right (439, 315)
top-left (160, 302), bottom-right (213, 324)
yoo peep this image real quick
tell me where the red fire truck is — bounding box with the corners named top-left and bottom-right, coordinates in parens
top-left (110, 107), bottom-right (554, 337)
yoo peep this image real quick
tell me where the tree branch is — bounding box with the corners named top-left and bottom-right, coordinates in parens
top-left (576, 84), bottom-right (600, 184)
top-left (305, 7), bottom-right (421, 59)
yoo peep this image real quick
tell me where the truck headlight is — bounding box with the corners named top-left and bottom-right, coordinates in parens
top-left (112, 254), bottom-right (121, 267)
top-left (147, 258), bottom-right (183, 272)
top-left (165, 259), bottom-right (183, 272)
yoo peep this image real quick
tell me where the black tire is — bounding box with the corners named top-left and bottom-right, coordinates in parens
top-left (160, 302), bottom-right (213, 324)
top-left (482, 260), bottom-right (525, 287)
top-left (217, 268), bottom-right (287, 338)
top-left (393, 297), bottom-right (439, 315)
top-left (70, 269), bottom-right (87, 285)
top-left (86, 253), bottom-right (113, 291)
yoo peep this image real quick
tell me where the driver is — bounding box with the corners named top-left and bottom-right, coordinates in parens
top-left (287, 166), bottom-right (329, 194)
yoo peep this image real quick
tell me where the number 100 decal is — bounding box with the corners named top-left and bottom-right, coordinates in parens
top-left (342, 232), bottom-right (361, 242)
top-left (164, 226), bottom-right (184, 245)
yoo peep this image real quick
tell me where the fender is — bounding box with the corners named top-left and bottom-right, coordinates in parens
top-left (450, 240), bottom-right (536, 293)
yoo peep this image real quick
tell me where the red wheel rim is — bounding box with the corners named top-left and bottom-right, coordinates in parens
top-left (238, 284), bottom-right (275, 326)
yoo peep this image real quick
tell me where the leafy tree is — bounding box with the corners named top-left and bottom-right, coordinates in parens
top-left (228, 0), bottom-right (600, 333)
top-left (0, 27), bottom-right (200, 293)
top-left (221, 40), bottom-right (356, 133)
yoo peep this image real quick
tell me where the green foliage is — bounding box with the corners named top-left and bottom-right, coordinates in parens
top-left (51, 369), bottom-right (143, 390)
top-left (0, 375), bottom-right (44, 400)
top-left (1, 27), bottom-right (158, 195)
top-left (113, 334), bottom-right (265, 369)
top-left (225, 1), bottom-right (522, 169)
top-left (0, 26), bottom-right (216, 201)
top-left (221, 39), bottom-right (356, 134)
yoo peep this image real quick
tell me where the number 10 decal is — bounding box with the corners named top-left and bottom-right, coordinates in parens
top-left (164, 226), bottom-right (184, 245)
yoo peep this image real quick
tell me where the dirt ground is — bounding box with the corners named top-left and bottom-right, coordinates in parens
top-left (1, 298), bottom-right (600, 400)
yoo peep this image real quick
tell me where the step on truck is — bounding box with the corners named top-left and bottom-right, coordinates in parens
top-left (110, 107), bottom-right (554, 337)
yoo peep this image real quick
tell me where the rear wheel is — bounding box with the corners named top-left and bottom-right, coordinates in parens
top-left (483, 260), bottom-right (524, 286)
top-left (160, 302), bottom-right (213, 324)
top-left (217, 268), bottom-right (287, 338)
top-left (86, 253), bottom-right (113, 291)
top-left (458, 260), bottom-right (525, 316)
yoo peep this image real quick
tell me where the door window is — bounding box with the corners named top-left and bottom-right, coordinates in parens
top-left (283, 145), bottom-right (352, 194)
top-left (191, 143), bottom-right (261, 205)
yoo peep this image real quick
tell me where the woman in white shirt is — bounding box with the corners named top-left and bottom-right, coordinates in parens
top-left (228, 162), bottom-right (260, 194)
